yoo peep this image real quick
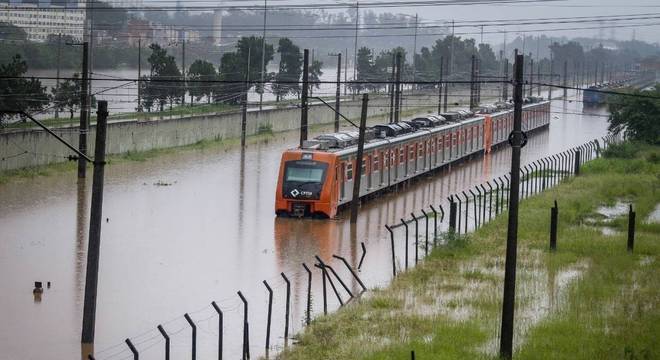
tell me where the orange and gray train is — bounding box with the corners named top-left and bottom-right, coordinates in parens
top-left (275, 99), bottom-right (551, 218)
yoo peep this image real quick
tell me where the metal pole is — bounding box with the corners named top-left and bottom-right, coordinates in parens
top-left (78, 42), bottom-right (89, 179)
top-left (259, 0), bottom-right (267, 110)
top-left (389, 52), bottom-right (396, 123)
top-left (438, 56), bottom-right (444, 115)
top-left (210, 302), bottom-right (223, 360)
top-left (443, 56), bottom-right (449, 112)
top-left (400, 219), bottom-right (409, 268)
top-left (125, 339), bottom-right (138, 360)
top-left (181, 38), bottom-right (186, 105)
top-left (137, 38), bottom-right (142, 112)
top-left (300, 49), bottom-right (309, 147)
top-left (281, 273), bottom-right (291, 342)
top-left (352, 2), bottom-right (359, 99)
top-left (394, 53), bottom-right (402, 123)
top-left (80, 101), bottom-right (109, 360)
top-left (335, 53), bottom-right (342, 132)
top-left (350, 93), bottom-right (368, 224)
top-left (237, 291), bottom-right (249, 360)
top-left (55, 33), bottom-right (62, 119)
top-left (262, 281), bottom-right (273, 351)
top-left (241, 47), bottom-right (250, 148)
top-left (499, 51), bottom-right (524, 359)
top-left (550, 201), bottom-right (558, 251)
top-left (157, 325), bottom-right (170, 360)
top-left (302, 263), bottom-right (312, 325)
top-left (184, 313), bottom-right (197, 360)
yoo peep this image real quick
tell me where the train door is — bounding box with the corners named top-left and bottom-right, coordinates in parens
top-left (367, 154), bottom-right (372, 189)
top-left (380, 151), bottom-right (385, 186)
top-left (339, 162), bottom-right (345, 200)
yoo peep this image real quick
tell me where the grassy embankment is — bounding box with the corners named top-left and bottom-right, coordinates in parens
top-left (279, 143), bottom-right (660, 360)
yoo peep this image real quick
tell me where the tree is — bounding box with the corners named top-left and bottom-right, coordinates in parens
top-left (309, 59), bottom-right (324, 91)
top-left (142, 44), bottom-right (184, 112)
top-left (0, 55), bottom-right (49, 125)
top-left (52, 73), bottom-right (81, 119)
top-left (0, 22), bottom-right (27, 41)
top-left (187, 60), bottom-right (217, 104)
top-left (273, 37), bottom-right (302, 101)
top-left (608, 85), bottom-right (660, 144)
top-left (236, 36), bottom-right (275, 95)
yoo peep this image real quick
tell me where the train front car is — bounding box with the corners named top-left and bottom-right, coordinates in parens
top-left (275, 150), bottom-right (338, 218)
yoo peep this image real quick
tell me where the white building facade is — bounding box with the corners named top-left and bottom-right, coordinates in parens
top-left (0, 2), bottom-right (85, 42)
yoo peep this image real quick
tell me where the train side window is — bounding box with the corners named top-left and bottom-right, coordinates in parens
top-left (361, 157), bottom-right (367, 175)
top-left (399, 147), bottom-right (405, 162)
top-left (346, 163), bottom-right (353, 180)
top-left (418, 142), bottom-right (423, 157)
top-left (374, 154), bottom-right (379, 171)
top-left (409, 145), bottom-right (415, 160)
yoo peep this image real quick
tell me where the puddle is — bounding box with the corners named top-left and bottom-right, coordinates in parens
top-left (479, 251), bottom-right (588, 356)
top-left (645, 203), bottom-right (660, 224)
top-left (600, 226), bottom-right (620, 236)
top-left (592, 201), bottom-right (631, 223)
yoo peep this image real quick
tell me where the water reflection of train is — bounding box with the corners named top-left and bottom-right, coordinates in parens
top-left (275, 98), bottom-right (551, 218)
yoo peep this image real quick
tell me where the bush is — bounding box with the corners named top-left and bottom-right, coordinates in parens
top-left (602, 141), bottom-right (644, 159)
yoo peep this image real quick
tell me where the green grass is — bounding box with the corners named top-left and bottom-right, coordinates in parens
top-left (278, 143), bottom-right (660, 360)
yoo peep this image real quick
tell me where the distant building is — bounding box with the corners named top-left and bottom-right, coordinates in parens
top-left (126, 18), bottom-right (200, 47)
top-left (0, 2), bottom-right (85, 42)
top-left (107, 0), bottom-right (143, 9)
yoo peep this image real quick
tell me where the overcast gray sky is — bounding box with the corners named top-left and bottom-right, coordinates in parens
top-left (153, 0), bottom-right (660, 43)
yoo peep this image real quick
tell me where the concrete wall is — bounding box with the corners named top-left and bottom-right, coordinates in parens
top-left (1, 93), bottom-right (443, 171)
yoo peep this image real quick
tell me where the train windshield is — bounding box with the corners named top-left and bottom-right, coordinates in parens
top-left (284, 160), bottom-right (328, 184)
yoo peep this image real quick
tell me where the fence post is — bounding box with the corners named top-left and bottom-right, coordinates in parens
top-left (385, 225), bottom-right (396, 277)
top-left (486, 181), bottom-right (494, 221)
top-left (574, 149), bottom-right (581, 175)
top-left (421, 209), bottom-right (429, 256)
top-left (358, 242), bottom-right (367, 270)
top-left (470, 189), bottom-right (479, 230)
top-left (542, 158), bottom-right (549, 190)
top-left (476, 186), bottom-right (483, 225)
top-left (480, 184), bottom-right (488, 223)
top-left (550, 200), bottom-right (558, 251)
top-left (503, 175), bottom-right (511, 210)
top-left (411, 213), bottom-right (420, 261)
top-left (456, 195), bottom-right (463, 235)
top-left (522, 166), bottom-right (530, 199)
top-left (281, 273), bottom-right (291, 342)
top-left (125, 338), bottom-right (138, 360)
top-left (332, 255), bottom-right (367, 292)
top-left (429, 205), bottom-right (438, 245)
top-left (495, 178), bottom-right (501, 215)
top-left (314, 258), bottom-right (344, 306)
top-left (237, 291), bottom-right (249, 360)
top-left (627, 205), bottom-right (635, 252)
top-left (184, 313), bottom-right (197, 360)
top-left (400, 219), bottom-right (409, 268)
top-left (210, 302), bottom-right (223, 360)
top-left (462, 191), bottom-right (470, 233)
top-left (302, 263), bottom-right (312, 324)
top-left (595, 139), bottom-right (601, 157)
top-left (449, 198), bottom-right (457, 233)
top-left (262, 281), bottom-right (273, 352)
top-left (157, 325), bottom-right (170, 360)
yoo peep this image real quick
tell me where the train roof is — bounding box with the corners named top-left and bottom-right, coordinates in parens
top-left (294, 100), bottom-right (549, 156)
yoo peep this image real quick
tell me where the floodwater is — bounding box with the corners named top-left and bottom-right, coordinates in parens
top-left (0, 92), bottom-right (610, 359)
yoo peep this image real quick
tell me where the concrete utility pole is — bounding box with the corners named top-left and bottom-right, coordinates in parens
top-left (503, 58), bottom-right (509, 101)
top-left (389, 52), bottom-right (395, 123)
top-left (411, 13), bottom-right (418, 93)
top-left (438, 56), bottom-right (444, 114)
top-left (137, 38), bottom-right (142, 112)
top-left (344, 47), bottom-right (348, 96)
top-left (260, 0), bottom-right (267, 110)
top-left (181, 38), bottom-right (186, 105)
top-left (394, 52), bottom-right (402, 123)
top-left (529, 54), bottom-right (533, 97)
top-left (470, 55), bottom-right (477, 110)
top-left (78, 42), bottom-right (90, 179)
top-left (443, 56), bottom-right (449, 112)
top-left (563, 60), bottom-right (568, 98)
top-left (350, 93), bottom-right (368, 224)
top-left (80, 100), bottom-right (109, 360)
top-left (549, 54), bottom-right (553, 100)
top-left (499, 51), bottom-right (524, 360)
top-left (537, 62), bottom-right (541, 96)
top-left (242, 47), bottom-right (251, 148)
top-left (352, 2), bottom-right (359, 99)
top-left (334, 53), bottom-right (342, 133)
top-left (300, 49), bottom-right (309, 147)
top-left (55, 33), bottom-right (62, 119)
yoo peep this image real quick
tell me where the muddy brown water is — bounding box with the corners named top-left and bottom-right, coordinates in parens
top-left (0, 94), bottom-right (610, 359)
